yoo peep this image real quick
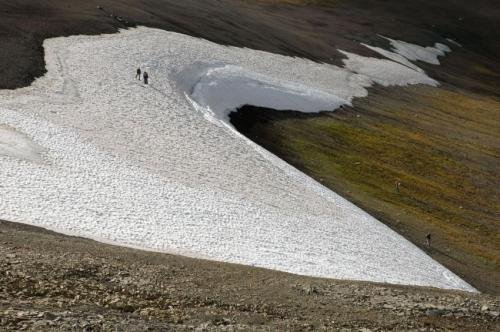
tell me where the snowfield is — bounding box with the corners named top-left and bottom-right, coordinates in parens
top-left (0, 27), bottom-right (475, 292)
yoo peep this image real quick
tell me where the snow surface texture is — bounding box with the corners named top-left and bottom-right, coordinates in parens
top-left (0, 27), bottom-right (475, 292)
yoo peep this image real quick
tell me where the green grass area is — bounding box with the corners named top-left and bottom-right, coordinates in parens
top-left (235, 85), bottom-right (500, 293)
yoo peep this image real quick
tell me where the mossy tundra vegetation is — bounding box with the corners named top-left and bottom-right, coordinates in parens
top-left (232, 85), bottom-right (500, 293)
top-left (229, 0), bottom-right (500, 294)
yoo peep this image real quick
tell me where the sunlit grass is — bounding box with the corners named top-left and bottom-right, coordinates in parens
top-left (239, 85), bottom-right (500, 281)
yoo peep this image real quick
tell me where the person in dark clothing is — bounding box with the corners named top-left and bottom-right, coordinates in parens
top-left (425, 233), bottom-right (432, 248)
top-left (143, 71), bottom-right (149, 85)
top-left (136, 68), bottom-right (141, 80)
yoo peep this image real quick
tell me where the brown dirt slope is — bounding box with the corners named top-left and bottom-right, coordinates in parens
top-left (1, 220), bottom-right (499, 331)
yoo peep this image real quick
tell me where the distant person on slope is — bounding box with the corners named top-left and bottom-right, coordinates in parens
top-left (425, 233), bottom-right (432, 248)
top-left (136, 67), bottom-right (141, 80)
top-left (143, 71), bottom-right (149, 85)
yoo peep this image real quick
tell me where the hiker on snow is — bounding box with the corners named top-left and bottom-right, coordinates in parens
top-left (143, 71), bottom-right (149, 85)
top-left (136, 67), bottom-right (141, 80)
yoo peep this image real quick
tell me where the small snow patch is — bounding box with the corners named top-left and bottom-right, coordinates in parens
top-left (382, 37), bottom-right (451, 65)
top-left (361, 43), bottom-right (424, 72)
top-left (446, 38), bottom-right (462, 47)
top-left (340, 51), bottom-right (437, 86)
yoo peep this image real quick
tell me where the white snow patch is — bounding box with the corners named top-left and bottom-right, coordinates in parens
top-left (187, 64), bottom-right (347, 123)
top-left (0, 27), bottom-right (475, 292)
top-left (182, 50), bottom-right (438, 126)
top-left (446, 38), bottom-right (463, 48)
top-left (382, 37), bottom-right (452, 65)
top-left (361, 44), bottom-right (424, 72)
top-left (340, 51), bottom-right (437, 87)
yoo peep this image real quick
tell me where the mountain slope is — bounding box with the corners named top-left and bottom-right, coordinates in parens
top-left (0, 0), bottom-right (498, 293)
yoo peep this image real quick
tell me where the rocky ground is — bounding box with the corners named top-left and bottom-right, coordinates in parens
top-left (0, 220), bottom-right (498, 331)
